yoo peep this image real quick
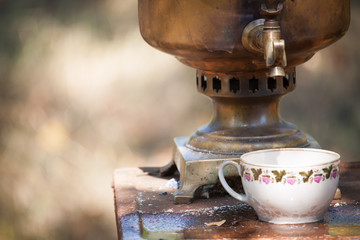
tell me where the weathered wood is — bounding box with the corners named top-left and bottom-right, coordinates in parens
top-left (113, 163), bottom-right (360, 239)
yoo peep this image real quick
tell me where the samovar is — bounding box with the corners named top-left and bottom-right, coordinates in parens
top-left (138, 0), bottom-right (350, 203)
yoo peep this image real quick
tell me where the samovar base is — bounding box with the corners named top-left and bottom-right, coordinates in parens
top-left (167, 135), bottom-right (320, 204)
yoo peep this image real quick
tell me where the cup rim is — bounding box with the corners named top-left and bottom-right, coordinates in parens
top-left (240, 148), bottom-right (340, 168)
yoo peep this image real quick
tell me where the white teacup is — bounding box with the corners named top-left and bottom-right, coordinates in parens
top-left (218, 148), bottom-right (340, 224)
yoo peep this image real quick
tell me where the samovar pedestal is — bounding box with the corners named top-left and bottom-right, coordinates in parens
top-left (162, 68), bottom-right (320, 204)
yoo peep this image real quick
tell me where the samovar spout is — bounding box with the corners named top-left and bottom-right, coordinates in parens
top-left (242, 1), bottom-right (287, 77)
top-left (261, 1), bottom-right (287, 77)
top-left (263, 19), bottom-right (287, 77)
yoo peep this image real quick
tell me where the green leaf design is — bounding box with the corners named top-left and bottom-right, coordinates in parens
top-left (299, 170), bottom-right (313, 183)
top-left (251, 168), bottom-right (262, 181)
top-left (323, 165), bottom-right (333, 179)
top-left (272, 170), bottom-right (286, 182)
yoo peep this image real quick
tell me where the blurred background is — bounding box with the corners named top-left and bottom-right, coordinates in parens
top-left (0, 1), bottom-right (358, 239)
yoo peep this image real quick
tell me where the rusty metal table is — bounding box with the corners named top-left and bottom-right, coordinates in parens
top-left (113, 163), bottom-right (360, 239)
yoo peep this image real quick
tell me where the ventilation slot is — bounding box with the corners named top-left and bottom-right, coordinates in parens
top-left (212, 76), bottom-right (221, 93)
top-left (229, 77), bottom-right (240, 94)
top-left (249, 77), bottom-right (259, 93)
top-left (283, 75), bottom-right (289, 89)
top-left (267, 77), bottom-right (276, 92)
top-left (201, 75), bottom-right (207, 91)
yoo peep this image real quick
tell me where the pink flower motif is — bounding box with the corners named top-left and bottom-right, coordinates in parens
top-left (245, 173), bottom-right (251, 182)
top-left (332, 170), bottom-right (338, 179)
top-left (286, 178), bottom-right (296, 185)
top-left (262, 177), bottom-right (270, 184)
top-left (314, 175), bottom-right (322, 183)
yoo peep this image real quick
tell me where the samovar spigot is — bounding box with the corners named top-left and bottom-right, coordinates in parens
top-left (261, 1), bottom-right (287, 77)
top-left (242, 0), bottom-right (287, 77)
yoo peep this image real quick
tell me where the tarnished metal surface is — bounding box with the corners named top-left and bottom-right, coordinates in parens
top-left (113, 163), bottom-right (360, 239)
top-left (138, 0), bottom-right (350, 72)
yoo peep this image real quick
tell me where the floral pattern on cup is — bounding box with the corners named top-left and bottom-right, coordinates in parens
top-left (323, 165), bottom-right (333, 179)
top-left (332, 169), bottom-right (338, 179)
top-left (314, 174), bottom-right (323, 183)
top-left (272, 170), bottom-right (286, 183)
top-left (242, 164), bottom-right (339, 185)
top-left (245, 173), bottom-right (251, 182)
top-left (286, 176), bottom-right (297, 185)
top-left (262, 175), bottom-right (271, 184)
top-left (299, 170), bottom-right (313, 183)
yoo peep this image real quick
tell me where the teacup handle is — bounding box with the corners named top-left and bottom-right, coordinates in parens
top-left (218, 161), bottom-right (248, 203)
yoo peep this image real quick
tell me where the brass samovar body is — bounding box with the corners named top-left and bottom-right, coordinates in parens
top-left (138, 0), bottom-right (350, 203)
